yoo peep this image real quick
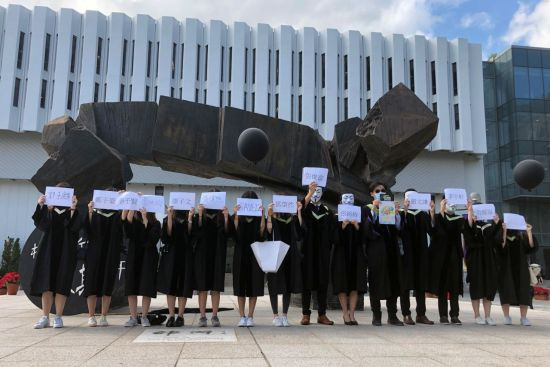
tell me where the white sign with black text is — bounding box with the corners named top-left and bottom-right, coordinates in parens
top-left (45, 186), bottom-right (74, 207)
top-left (272, 195), bottom-right (298, 214)
top-left (302, 167), bottom-right (328, 187)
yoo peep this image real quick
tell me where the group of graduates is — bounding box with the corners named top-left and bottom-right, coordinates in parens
top-left (29, 180), bottom-right (538, 329)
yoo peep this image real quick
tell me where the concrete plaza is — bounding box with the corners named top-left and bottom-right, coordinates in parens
top-left (1, 291), bottom-right (549, 367)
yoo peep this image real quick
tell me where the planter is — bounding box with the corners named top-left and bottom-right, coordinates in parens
top-left (6, 283), bottom-right (19, 295)
top-left (0, 288), bottom-right (6, 296)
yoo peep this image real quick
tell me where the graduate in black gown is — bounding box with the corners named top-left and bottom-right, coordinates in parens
top-left (231, 191), bottom-right (266, 327)
top-left (158, 206), bottom-right (194, 327)
top-left (362, 182), bottom-right (404, 326)
top-left (300, 181), bottom-right (335, 326)
top-left (266, 200), bottom-right (304, 327)
top-left (83, 192), bottom-right (123, 327)
top-left (499, 222), bottom-right (538, 326)
top-left (464, 196), bottom-right (501, 326)
top-left (429, 198), bottom-right (465, 325)
top-left (332, 193), bottom-right (366, 326)
top-left (121, 206), bottom-right (161, 327)
top-left (398, 190), bottom-right (435, 325)
top-left (193, 189), bottom-right (230, 328)
top-left (31, 184), bottom-right (80, 329)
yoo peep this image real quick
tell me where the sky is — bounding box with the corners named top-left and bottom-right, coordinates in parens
top-left (1, 0), bottom-right (549, 59)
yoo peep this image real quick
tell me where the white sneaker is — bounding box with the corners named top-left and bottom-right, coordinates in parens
top-left (520, 317), bottom-right (531, 326)
top-left (53, 316), bottom-right (64, 328)
top-left (88, 316), bottom-right (97, 327)
top-left (475, 317), bottom-right (486, 325)
top-left (34, 316), bottom-right (50, 329)
top-left (246, 317), bottom-right (255, 327)
top-left (485, 317), bottom-right (496, 326)
top-left (238, 316), bottom-right (248, 327)
top-left (124, 317), bottom-right (138, 327)
top-left (272, 316), bottom-right (283, 327)
top-left (140, 316), bottom-right (151, 327)
top-left (98, 316), bottom-right (109, 327)
top-left (281, 315), bottom-right (290, 327)
top-left (503, 316), bottom-right (512, 325)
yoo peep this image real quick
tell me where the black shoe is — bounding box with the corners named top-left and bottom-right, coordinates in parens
top-left (403, 315), bottom-right (415, 325)
top-left (372, 318), bottom-right (382, 326)
top-left (165, 316), bottom-right (175, 327)
top-left (350, 320), bottom-right (359, 326)
top-left (174, 316), bottom-right (184, 327)
top-left (440, 316), bottom-right (450, 325)
top-left (450, 317), bottom-right (462, 325)
top-left (416, 315), bottom-right (435, 325)
top-left (388, 316), bottom-right (404, 326)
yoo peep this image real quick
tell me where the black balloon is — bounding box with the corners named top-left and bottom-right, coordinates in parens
top-left (237, 128), bottom-right (270, 163)
top-left (513, 159), bottom-right (545, 190)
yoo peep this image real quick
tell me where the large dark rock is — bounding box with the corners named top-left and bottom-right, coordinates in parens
top-left (31, 127), bottom-right (133, 203)
top-left (76, 102), bottom-right (158, 165)
top-left (41, 116), bottom-right (77, 156)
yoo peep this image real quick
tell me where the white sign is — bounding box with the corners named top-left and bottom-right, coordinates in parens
top-left (504, 213), bottom-right (527, 231)
top-left (92, 190), bottom-right (120, 210)
top-left (45, 186), bottom-right (74, 207)
top-left (473, 204), bottom-right (496, 221)
top-left (199, 192), bottom-right (226, 210)
top-left (337, 204), bottom-right (362, 223)
top-left (405, 192), bottom-right (431, 211)
top-left (379, 201), bottom-right (396, 225)
top-left (302, 167), bottom-right (329, 187)
top-left (272, 195), bottom-right (298, 214)
top-left (141, 195), bottom-right (165, 213)
top-left (237, 198), bottom-right (263, 217)
top-left (251, 241), bottom-right (290, 273)
top-left (444, 188), bottom-right (468, 206)
top-left (133, 328), bottom-right (237, 343)
top-left (169, 192), bottom-right (195, 210)
top-left (115, 191), bottom-right (141, 211)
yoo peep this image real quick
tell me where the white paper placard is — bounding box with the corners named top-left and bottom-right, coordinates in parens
top-left (444, 188), bottom-right (468, 206)
top-left (45, 186), bottom-right (74, 207)
top-left (379, 201), bottom-right (396, 225)
top-left (250, 241), bottom-right (290, 273)
top-left (272, 195), bottom-right (298, 214)
top-left (237, 198), bottom-right (263, 217)
top-left (405, 192), bottom-right (431, 211)
top-left (337, 204), bottom-right (362, 223)
top-left (115, 191), bottom-right (142, 211)
top-left (92, 190), bottom-right (120, 210)
top-left (504, 213), bottom-right (527, 230)
top-left (301, 167), bottom-right (328, 187)
top-left (169, 192), bottom-right (195, 210)
top-left (199, 192), bottom-right (226, 210)
top-left (473, 204), bottom-right (496, 221)
top-left (141, 195), bottom-right (165, 213)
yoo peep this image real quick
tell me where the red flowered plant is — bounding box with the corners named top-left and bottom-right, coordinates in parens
top-left (0, 272), bottom-right (20, 287)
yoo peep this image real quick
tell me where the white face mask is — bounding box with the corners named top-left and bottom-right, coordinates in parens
top-left (341, 193), bottom-right (354, 205)
top-left (311, 187), bottom-right (323, 204)
top-left (445, 204), bottom-right (456, 215)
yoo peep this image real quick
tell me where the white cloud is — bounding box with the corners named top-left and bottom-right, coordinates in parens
top-left (502, 0), bottom-right (550, 48)
top-left (0, 0), bottom-right (447, 37)
top-left (460, 12), bottom-right (494, 30)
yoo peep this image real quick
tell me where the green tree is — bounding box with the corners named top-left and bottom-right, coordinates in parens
top-left (9, 238), bottom-right (21, 273)
top-left (0, 238), bottom-right (13, 276)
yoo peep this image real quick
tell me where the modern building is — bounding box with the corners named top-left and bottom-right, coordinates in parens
top-left (0, 4), bottom-right (487, 248)
top-left (483, 45), bottom-right (550, 273)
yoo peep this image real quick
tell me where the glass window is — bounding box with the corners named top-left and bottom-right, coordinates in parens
top-left (518, 140), bottom-right (534, 154)
top-left (532, 113), bottom-right (547, 141)
top-left (70, 36), bottom-right (77, 73)
top-left (96, 37), bottom-right (103, 75)
top-left (387, 57), bottom-right (392, 90)
top-left (12, 77), bottom-right (21, 107)
top-left (515, 112), bottom-right (533, 140)
top-left (17, 32), bottom-right (25, 69)
top-left (499, 116), bottom-right (511, 145)
top-left (542, 50), bottom-right (550, 69)
top-left (529, 68), bottom-right (544, 99)
top-left (512, 47), bottom-right (528, 67)
top-left (543, 69), bottom-right (550, 100)
top-left (514, 67), bottom-right (530, 98)
top-left (40, 79), bottom-right (47, 108)
top-left (528, 49), bottom-right (542, 68)
top-left (44, 33), bottom-right (51, 72)
top-left (531, 99), bottom-right (545, 113)
top-left (409, 59), bottom-right (415, 92)
top-left (147, 41), bottom-right (152, 77)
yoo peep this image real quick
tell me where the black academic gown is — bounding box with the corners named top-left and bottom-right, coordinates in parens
top-left (30, 205), bottom-right (81, 297)
top-left (266, 214), bottom-right (304, 295)
top-left (82, 210), bottom-right (123, 298)
top-left (331, 220), bottom-right (367, 294)
top-left (362, 204), bottom-right (402, 300)
top-left (399, 209), bottom-right (432, 292)
top-left (157, 215), bottom-right (194, 298)
top-left (498, 232), bottom-right (538, 306)
top-left (123, 217), bottom-right (160, 298)
top-left (463, 220), bottom-right (500, 301)
top-left (231, 216), bottom-right (265, 297)
top-left (428, 213), bottom-right (465, 296)
top-left (192, 211), bottom-right (228, 292)
top-left (301, 201), bottom-right (335, 291)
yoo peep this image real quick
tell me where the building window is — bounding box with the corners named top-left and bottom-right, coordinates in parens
top-left (94, 82), bottom-right (99, 102)
top-left (344, 55), bottom-right (348, 90)
top-left (156, 41), bottom-right (160, 78)
top-left (291, 51), bottom-right (295, 86)
top-left (229, 47), bottom-right (232, 82)
top-left (196, 45), bottom-right (201, 81)
top-left (298, 94), bottom-right (302, 122)
top-left (178, 87), bottom-right (181, 99)
top-left (409, 59), bottom-right (414, 92)
top-left (170, 87), bottom-right (174, 98)
top-left (321, 96), bottom-right (325, 123)
top-left (145, 85), bottom-right (150, 101)
top-left (195, 88), bottom-right (199, 103)
top-left (276, 50), bottom-right (279, 86)
top-left (16, 32), bottom-right (25, 69)
top-left (180, 43), bottom-right (184, 80)
top-left (432, 102), bottom-right (437, 115)
top-left (147, 41), bottom-right (152, 77)
top-left (244, 48), bottom-right (248, 83)
top-left (431, 60), bottom-right (436, 95)
top-left (12, 77), bottom-right (21, 107)
top-left (131, 40), bottom-right (135, 76)
top-left (291, 94), bottom-right (294, 121)
top-left (322, 53), bottom-right (326, 88)
top-left (172, 42), bottom-right (177, 79)
top-left (337, 97), bottom-right (340, 120)
top-left (366, 98), bottom-right (371, 112)
top-left (204, 45), bottom-right (208, 81)
top-left (314, 52), bottom-right (317, 86)
top-left (366, 56), bottom-right (371, 91)
top-left (388, 57), bottom-right (392, 90)
top-left (67, 81), bottom-right (74, 110)
top-left (70, 35), bottom-right (77, 73)
top-left (220, 46), bottom-right (225, 82)
top-left (129, 84), bottom-right (133, 100)
top-left (344, 97), bottom-right (348, 119)
top-left (96, 37), bottom-right (103, 75)
top-left (203, 89), bottom-right (206, 104)
top-left (314, 96), bottom-right (317, 123)
top-left (40, 79), bottom-right (47, 108)
top-left (120, 84), bottom-right (125, 101)
top-left (452, 62), bottom-right (458, 96)
top-left (267, 93), bottom-right (271, 116)
top-left (228, 91), bottom-right (231, 107)
top-left (252, 92), bottom-right (255, 112)
top-left (268, 49), bottom-right (271, 85)
top-left (275, 93), bottom-right (279, 118)
top-left (252, 48), bottom-right (256, 84)
top-left (244, 92), bottom-right (247, 110)
top-left (219, 90), bottom-right (223, 107)
top-left (454, 103), bottom-right (459, 129)
top-left (299, 51), bottom-right (302, 87)
top-left (43, 33), bottom-right (51, 72)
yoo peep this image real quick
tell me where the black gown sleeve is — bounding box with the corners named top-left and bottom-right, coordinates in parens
top-left (65, 209), bottom-right (81, 233)
top-left (143, 220), bottom-right (161, 247)
top-left (32, 204), bottom-right (51, 231)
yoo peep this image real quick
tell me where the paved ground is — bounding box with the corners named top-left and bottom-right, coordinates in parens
top-left (1, 291), bottom-right (550, 367)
